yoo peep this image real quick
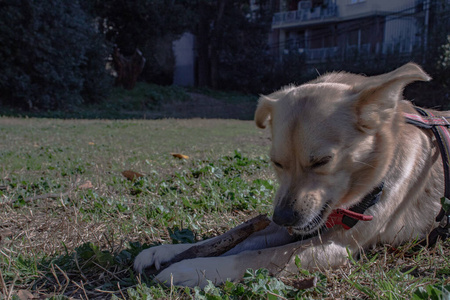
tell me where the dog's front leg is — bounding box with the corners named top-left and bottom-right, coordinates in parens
top-left (156, 232), bottom-right (350, 287)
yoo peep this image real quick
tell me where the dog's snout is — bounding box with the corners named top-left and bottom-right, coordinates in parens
top-left (273, 206), bottom-right (299, 227)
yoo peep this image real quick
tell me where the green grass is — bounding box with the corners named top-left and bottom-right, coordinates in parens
top-left (0, 117), bottom-right (449, 299)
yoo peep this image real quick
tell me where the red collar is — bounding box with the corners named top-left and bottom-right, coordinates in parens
top-left (325, 183), bottom-right (383, 230)
top-left (326, 208), bottom-right (373, 230)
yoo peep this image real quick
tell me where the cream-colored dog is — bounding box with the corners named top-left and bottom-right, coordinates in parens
top-left (134, 63), bottom-right (445, 287)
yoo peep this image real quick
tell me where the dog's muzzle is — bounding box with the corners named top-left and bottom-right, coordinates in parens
top-left (272, 206), bottom-right (300, 227)
top-left (272, 200), bottom-right (336, 235)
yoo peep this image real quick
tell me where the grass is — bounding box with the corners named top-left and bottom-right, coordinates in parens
top-left (0, 116), bottom-right (449, 299)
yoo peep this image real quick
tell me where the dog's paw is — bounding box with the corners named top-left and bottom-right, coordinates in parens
top-left (134, 244), bottom-right (192, 273)
top-left (155, 257), bottom-right (237, 288)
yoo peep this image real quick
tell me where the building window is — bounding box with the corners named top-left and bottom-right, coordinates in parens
top-left (349, 0), bottom-right (366, 4)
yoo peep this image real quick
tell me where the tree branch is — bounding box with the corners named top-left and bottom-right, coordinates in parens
top-left (155, 214), bottom-right (271, 272)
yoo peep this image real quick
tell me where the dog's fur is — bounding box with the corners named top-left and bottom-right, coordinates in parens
top-left (134, 63), bottom-right (446, 287)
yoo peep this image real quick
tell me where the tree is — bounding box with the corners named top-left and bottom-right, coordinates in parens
top-left (88, 0), bottom-right (191, 85)
top-left (192, 0), bottom-right (274, 92)
top-left (88, 0), bottom-right (274, 92)
top-left (0, 0), bottom-right (112, 110)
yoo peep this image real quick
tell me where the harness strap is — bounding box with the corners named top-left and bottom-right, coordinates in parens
top-left (404, 108), bottom-right (450, 222)
top-left (404, 107), bottom-right (450, 246)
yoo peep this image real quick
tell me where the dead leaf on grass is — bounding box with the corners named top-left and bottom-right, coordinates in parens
top-left (78, 180), bottom-right (94, 190)
top-left (16, 289), bottom-right (36, 300)
top-left (0, 230), bottom-right (13, 240)
top-left (281, 276), bottom-right (317, 290)
top-left (122, 170), bottom-right (145, 181)
top-left (171, 153), bottom-right (189, 159)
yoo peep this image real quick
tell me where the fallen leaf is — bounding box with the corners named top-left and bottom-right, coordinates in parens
top-left (16, 290), bottom-right (36, 300)
top-left (0, 230), bottom-right (13, 237)
top-left (171, 153), bottom-right (189, 159)
top-left (281, 276), bottom-right (317, 290)
top-left (122, 170), bottom-right (145, 181)
top-left (88, 142), bottom-right (95, 145)
top-left (79, 180), bottom-right (93, 190)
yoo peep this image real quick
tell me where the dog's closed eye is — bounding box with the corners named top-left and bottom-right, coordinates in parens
top-left (272, 161), bottom-right (283, 169)
top-left (311, 156), bottom-right (332, 169)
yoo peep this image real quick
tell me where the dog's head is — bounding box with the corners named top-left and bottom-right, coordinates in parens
top-left (255, 63), bottom-right (430, 235)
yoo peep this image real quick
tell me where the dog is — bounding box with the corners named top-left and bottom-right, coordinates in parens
top-left (134, 63), bottom-right (446, 287)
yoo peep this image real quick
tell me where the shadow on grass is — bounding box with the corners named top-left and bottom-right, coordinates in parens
top-left (29, 241), bottom-right (154, 299)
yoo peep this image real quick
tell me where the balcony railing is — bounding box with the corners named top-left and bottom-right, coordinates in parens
top-left (283, 42), bottom-right (372, 61)
top-left (272, 5), bottom-right (338, 27)
top-left (283, 41), bottom-right (420, 62)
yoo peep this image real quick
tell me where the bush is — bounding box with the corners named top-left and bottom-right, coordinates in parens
top-left (0, 0), bottom-right (112, 110)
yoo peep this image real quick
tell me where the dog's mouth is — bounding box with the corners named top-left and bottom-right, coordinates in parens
top-left (288, 200), bottom-right (332, 235)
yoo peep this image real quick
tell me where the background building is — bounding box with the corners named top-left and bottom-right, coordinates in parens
top-left (270, 0), bottom-right (431, 62)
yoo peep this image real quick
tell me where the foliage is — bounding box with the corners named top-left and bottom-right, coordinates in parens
top-left (188, 86), bottom-right (258, 103)
top-left (265, 52), bottom-right (311, 91)
top-left (438, 36), bottom-right (450, 70)
top-left (0, 0), bottom-right (112, 110)
top-left (0, 83), bottom-right (259, 120)
top-left (204, 1), bottom-right (273, 93)
top-left (87, 0), bottom-right (274, 90)
top-left (436, 35), bottom-right (450, 94)
top-left (106, 82), bottom-right (191, 111)
top-left (87, 0), bottom-right (191, 55)
top-left (1, 0), bottom-right (450, 111)
top-left (87, 0), bottom-right (192, 85)
top-left (169, 227), bottom-right (196, 244)
top-left (412, 284), bottom-right (450, 300)
top-left (189, 0), bottom-right (274, 93)
top-left (193, 269), bottom-right (298, 299)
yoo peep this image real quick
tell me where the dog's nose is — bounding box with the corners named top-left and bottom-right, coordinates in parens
top-left (272, 206), bottom-right (299, 227)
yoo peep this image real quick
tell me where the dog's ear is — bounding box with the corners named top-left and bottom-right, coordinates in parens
top-left (353, 63), bottom-right (431, 132)
top-left (255, 95), bottom-right (275, 128)
top-left (255, 86), bottom-right (297, 128)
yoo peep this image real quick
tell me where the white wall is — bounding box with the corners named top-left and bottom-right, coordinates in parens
top-left (336, 0), bottom-right (416, 18)
top-left (173, 32), bottom-right (195, 87)
top-left (383, 16), bottom-right (418, 53)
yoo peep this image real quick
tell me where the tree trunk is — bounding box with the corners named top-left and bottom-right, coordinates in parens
top-left (112, 47), bottom-right (146, 90)
top-left (197, 4), bottom-right (210, 87)
top-left (209, 0), bottom-right (227, 89)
